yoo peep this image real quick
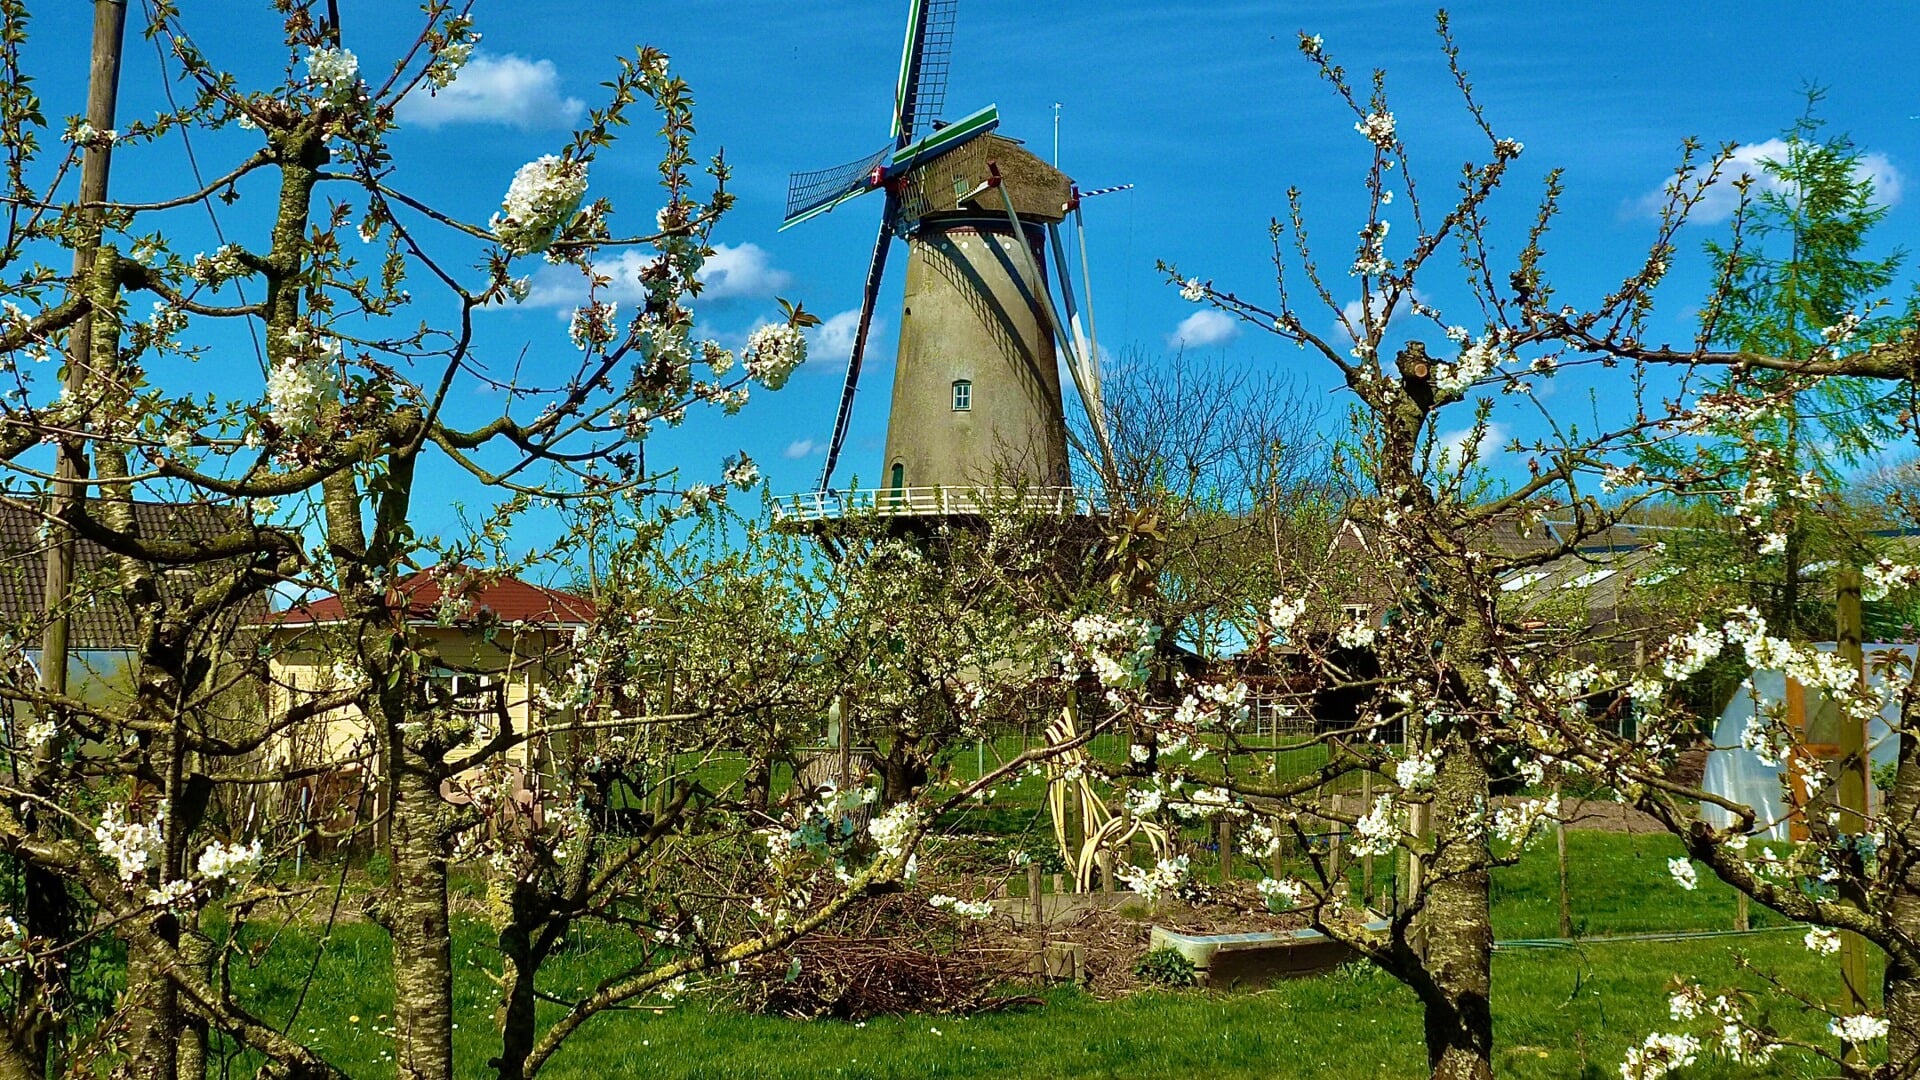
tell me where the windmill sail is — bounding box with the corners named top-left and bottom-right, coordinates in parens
top-left (783, 145), bottom-right (890, 230)
top-left (893, 0), bottom-right (957, 143)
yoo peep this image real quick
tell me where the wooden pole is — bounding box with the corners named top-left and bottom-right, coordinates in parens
top-left (1027, 861), bottom-right (1044, 926)
top-left (23, 7), bottom-right (125, 1072)
top-left (1835, 567), bottom-right (1870, 1046)
top-left (38, 4), bottom-right (126, 694)
top-left (1361, 770), bottom-right (1375, 907)
top-left (1217, 816), bottom-right (1233, 883)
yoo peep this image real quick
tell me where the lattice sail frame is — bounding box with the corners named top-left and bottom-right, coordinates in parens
top-left (1045, 703), bottom-right (1169, 892)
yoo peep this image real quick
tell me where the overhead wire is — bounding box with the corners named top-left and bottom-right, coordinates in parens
top-left (142, 0), bottom-right (267, 377)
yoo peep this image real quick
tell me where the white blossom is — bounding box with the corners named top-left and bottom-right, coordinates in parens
top-left (568, 301), bottom-right (619, 349)
top-left (1435, 336), bottom-right (1505, 396)
top-left (1394, 750), bottom-right (1438, 792)
top-left (492, 155), bottom-right (589, 257)
top-left (1115, 854), bottom-right (1189, 901)
top-left (1350, 794), bottom-right (1401, 857)
top-left (742, 324), bottom-right (807, 390)
top-left (1266, 594), bottom-right (1306, 632)
top-left (1863, 558), bottom-right (1919, 602)
top-left (63, 121), bottom-right (118, 147)
top-left (264, 349), bottom-right (342, 437)
top-left (928, 894), bottom-right (994, 919)
top-left (867, 802), bottom-right (918, 862)
top-left (1355, 111), bottom-right (1395, 150)
top-left (0, 916), bottom-right (23, 969)
top-left (1620, 1032), bottom-right (1699, 1079)
top-left (723, 456), bottom-right (760, 490)
top-left (95, 804), bottom-right (167, 882)
top-left (1667, 857), bottom-right (1698, 891)
top-left (1803, 926), bottom-right (1842, 955)
top-left (1828, 1014), bottom-right (1890, 1042)
top-left (1256, 876), bottom-right (1305, 910)
top-left (1335, 621), bottom-right (1376, 649)
top-left (197, 839), bottom-right (264, 881)
top-left (1180, 277), bottom-right (1206, 302)
top-left (305, 46), bottom-right (361, 104)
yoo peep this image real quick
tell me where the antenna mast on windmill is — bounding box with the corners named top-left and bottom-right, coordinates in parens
top-left (779, 0), bottom-right (1117, 520)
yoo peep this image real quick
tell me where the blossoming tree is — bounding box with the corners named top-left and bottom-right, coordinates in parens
top-left (0, 4), bottom-right (823, 1078)
top-left (1131, 17), bottom-right (1913, 1080)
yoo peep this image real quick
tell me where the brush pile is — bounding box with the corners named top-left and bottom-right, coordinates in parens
top-left (730, 893), bottom-right (1036, 1019)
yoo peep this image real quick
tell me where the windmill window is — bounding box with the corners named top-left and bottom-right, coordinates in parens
top-left (951, 379), bottom-right (972, 411)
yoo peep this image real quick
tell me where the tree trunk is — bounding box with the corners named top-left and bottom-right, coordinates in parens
top-left (491, 894), bottom-right (539, 1080)
top-left (118, 921), bottom-right (180, 1080)
top-left (387, 750), bottom-right (454, 1080)
top-left (176, 920), bottom-right (212, 1080)
top-left (1419, 732), bottom-right (1494, 1080)
top-left (1884, 715), bottom-right (1920, 1074)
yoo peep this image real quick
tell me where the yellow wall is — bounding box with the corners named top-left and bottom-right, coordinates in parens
top-left (265, 623), bottom-right (578, 780)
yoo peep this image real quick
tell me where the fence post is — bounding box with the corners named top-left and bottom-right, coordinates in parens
top-left (1217, 817), bottom-right (1234, 883)
top-left (1028, 861), bottom-right (1044, 925)
top-left (1361, 770), bottom-right (1374, 907)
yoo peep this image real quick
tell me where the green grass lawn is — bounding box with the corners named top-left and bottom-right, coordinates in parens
top-left (213, 831), bottom-right (1882, 1079)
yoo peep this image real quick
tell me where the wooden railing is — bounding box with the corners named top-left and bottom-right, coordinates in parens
top-left (771, 485), bottom-right (1099, 523)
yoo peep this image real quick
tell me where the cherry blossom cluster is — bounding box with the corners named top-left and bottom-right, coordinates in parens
top-left (492, 155), bottom-right (590, 257)
top-left (304, 46), bottom-right (361, 105)
top-left (741, 323), bottom-right (808, 390)
top-left (94, 803), bottom-right (167, 883)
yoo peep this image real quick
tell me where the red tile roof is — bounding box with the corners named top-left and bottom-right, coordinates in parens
top-left (265, 568), bottom-right (595, 628)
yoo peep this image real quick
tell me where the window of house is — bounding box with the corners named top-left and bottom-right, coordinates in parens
top-left (951, 379), bottom-right (972, 411)
top-left (1341, 603), bottom-right (1371, 622)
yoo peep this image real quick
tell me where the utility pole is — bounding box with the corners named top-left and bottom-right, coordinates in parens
top-left (1834, 565), bottom-right (1870, 1068)
top-left (25, 3), bottom-right (128, 1070)
top-left (41, 0), bottom-right (127, 701)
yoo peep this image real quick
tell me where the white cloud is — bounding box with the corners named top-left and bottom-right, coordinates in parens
top-left (514, 243), bottom-right (793, 312)
top-left (1167, 309), bottom-right (1238, 350)
top-left (395, 53), bottom-right (585, 131)
top-left (1435, 421), bottom-right (1509, 466)
top-left (1632, 138), bottom-right (1905, 224)
top-left (807, 308), bottom-right (886, 367)
top-left (784, 439), bottom-right (820, 459)
top-left (699, 243), bottom-right (793, 303)
top-left (1336, 289), bottom-right (1427, 345)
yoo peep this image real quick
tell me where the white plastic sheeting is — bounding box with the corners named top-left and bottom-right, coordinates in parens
top-left (1700, 644), bottom-right (1912, 841)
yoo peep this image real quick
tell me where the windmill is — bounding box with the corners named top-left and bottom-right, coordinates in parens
top-left (783, 0), bottom-right (1116, 510)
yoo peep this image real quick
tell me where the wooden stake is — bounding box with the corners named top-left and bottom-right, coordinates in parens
top-left (1835, 567), bottom-right (1870, 1050)
top-left (1217, 817), bottom-right (1233, 883)
top-left (1361, 770), bottom-right (1374, 906)
top-left (1027, 861), bottom-right (1044, 926)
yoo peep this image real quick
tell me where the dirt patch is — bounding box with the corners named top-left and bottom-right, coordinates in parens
top-left (1548, 796), bottom-right (1668, 834)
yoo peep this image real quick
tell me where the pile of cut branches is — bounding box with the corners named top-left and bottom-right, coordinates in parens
top-left (730, 893), bottom-right (1035, 1019)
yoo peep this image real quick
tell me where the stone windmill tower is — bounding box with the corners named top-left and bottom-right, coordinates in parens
top-left (781, 0), bottom-right (1115, 514)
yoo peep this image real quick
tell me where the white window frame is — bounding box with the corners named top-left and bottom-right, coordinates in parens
top-left (951, 379), bottom-right (972, 411)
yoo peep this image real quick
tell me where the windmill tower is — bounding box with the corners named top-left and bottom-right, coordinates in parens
top-left (782, 0), bottom-right (1115, 516)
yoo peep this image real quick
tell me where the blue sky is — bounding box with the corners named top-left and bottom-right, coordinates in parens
top-left (27, 1), bottom-right (1920, 558)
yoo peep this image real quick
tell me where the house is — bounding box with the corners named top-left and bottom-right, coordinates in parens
top-left (0, 498), bottom-right (257, 694)
top-left (259, 567), bottom-right (596, 786)
top-left (1324, 514), bottom-right (1672, 644)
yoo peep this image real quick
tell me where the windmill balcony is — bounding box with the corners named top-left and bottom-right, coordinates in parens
top-left (771, 485), bottom-right (1099, 523)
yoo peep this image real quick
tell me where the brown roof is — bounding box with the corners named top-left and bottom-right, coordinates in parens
top-left (0, 499), bottom-right (250, 651)
top-left (266, 568), bottom-right (595, 629)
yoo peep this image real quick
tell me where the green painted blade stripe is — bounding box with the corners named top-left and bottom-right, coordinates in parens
top-left (892, 0), bottom-right (924, 142)
top-left (890, 103), bottom-right (997, 167)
